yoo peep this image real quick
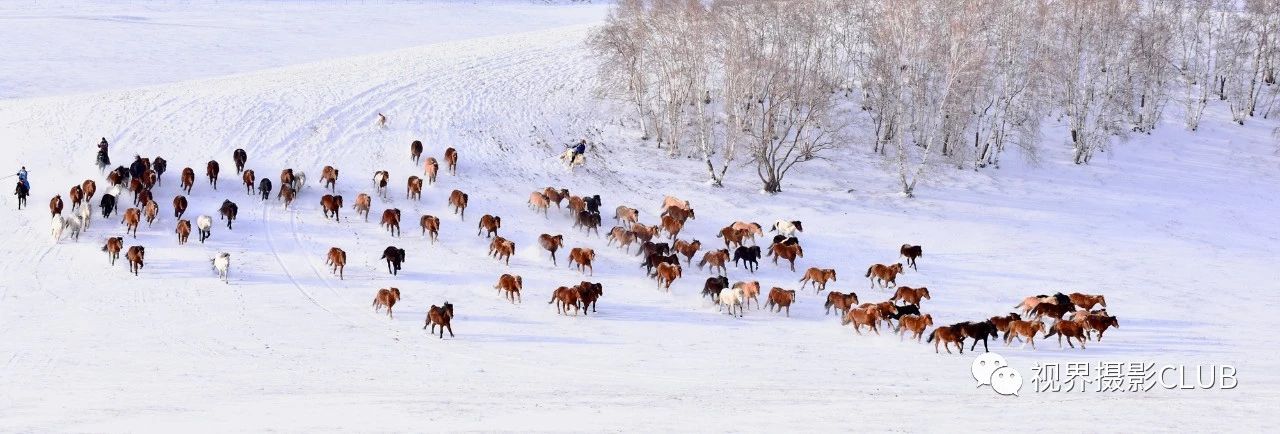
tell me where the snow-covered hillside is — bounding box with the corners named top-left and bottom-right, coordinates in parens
top-left (0, 3), bottom-right (1277, 431)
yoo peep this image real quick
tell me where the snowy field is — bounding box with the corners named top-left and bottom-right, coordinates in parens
top-left (1, 2), bottom-right (1277, 431)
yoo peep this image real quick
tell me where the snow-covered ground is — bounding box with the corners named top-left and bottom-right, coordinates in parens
top-left (1, 2), bottom-right (1277, 431)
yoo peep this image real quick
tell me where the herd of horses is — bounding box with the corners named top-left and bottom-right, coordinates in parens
top-left (30, 137), bottom-right (1118, 349)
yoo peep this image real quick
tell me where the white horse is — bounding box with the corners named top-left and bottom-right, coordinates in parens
top-left (372, 171), bottom-right (389, 199)
top-left (291, 171), bottom-right (306, 192)
top-left (718, 287), bottom-right (746, 317)
top-left (212, 252), bottom-right (231, 283)
top-left (196, 215), bottom-right (214, 243)
top-left (560, 149), bottom-right (585, 170)
top-left (64, 215), bottom-right (85, 242)
top-left (79, 203), bottom-right (92, 231)
top-left (770, 220), bottom-right (804, 238)
top-left (106, 184), bottom-right (123, 198)
top-left (50, 215), bottom-right (66, 242)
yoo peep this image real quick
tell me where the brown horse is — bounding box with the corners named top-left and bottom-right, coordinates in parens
top-left (242, 169), bottom-right (256, 195)
top-left (927, 324), bottom-right (966, 354)
top-left (567, 195), bottom-right (586, 215)
top-left (989, 313), bottom-right (1022, 334)
top-left (103, 236), bottom-right (124, 265)
top-left (420, 215), bottom-right (441, 243)
top-left (824, 291), bottom-right (859, 316)
top-left (660, 195), bottom-right (691, 212)
top-left (406, 176), bottom-right (423, 201)
top-left (1044, 320), bottom-right (1088, 349)
top-left (614, 205), bottom-right (639, 228)
top-left (630, 223), bottom-right (657, 243)
top-left (765, 287), bottom-right (797, 316)
top-left (495, 274), bottom-right (523, 303)
top-left (326, 247), bottom-right (347, 279)
top-left (1079, 314), bottom-right (1119, 341)
top-left (1003, 320), bottom-right (1046, 348)
top-left (798, 267), bottom-right (837, 293)
top-left (443, 147), bottom-right (458, 175)
top-left (410, 140), bottom-right (424, 164)
top-left (673, 239), bottom-right (701, 265)
top-left (890, 286), bottom-right (931, 306)
top-left (134, 189), bottom-right (154, 209)
top-left (353, 193), bottom-right (372, 221)
top-left (49, 195), bottom-right (64, 217)
top-left (897, 314), bottom-right (934, 342)
top-left (730, 221), bottom-right (764, 239)
top-left (569, 247), bottom-right (596, 275)
top-left (899, 244), bottom-right (923, 270)
top-left (175, 219), bottom-right (192, 245)
top-left (658, 214), bottom-right (684, 241)
top-left (528, 192), bottom-right (551, 217)
top-left (125, 245), bottom-right (145, 275)
top-left (218, 200), bottom-right (238, 229)
top-left (860, 302), bottom-right (900, 327)
top-left (662, 206), bottom-right (695, 223)
top-left (380, 209), bottom-right (402, 237)
top-left (423, 157), bottom-right (439, 184)
top-left (372, 287), bottom-right (402, 318)
top-left (1069, 292), bottom-right (1107, 310)
top-left (424, 302), bottom-right (455, 338)
top-left (321, 165), bottom-right (340, 192)
top-left (172, 195), bottom-right (188, 219)
top-left (733, 281), bottom-right (762, 309)
top-left (143, 200), bottom-right (159, 227)
top-left (698, 249), bottom-right (730, 275)
top-left (865, 263), bottom-right (904, 288)
top-left (606, 226), bottom-right (636, 253)
top-left (69, 186), bottom-right (84, 210)
top-left (769, 243), bottom-right (803, 272)
top-left (539, 234), bottom-right (564, 265)
top-left (655, 262), bottom-right (682, 292)
top-left (842, 306), bottom-right (883, 335)
top-left (576, 281), bottom-right (604, 314)
top-left (716, 226), bottom-right (750, 250)
top-left (180, 167), bottom-right (195, 194)
top-left (543, 187), bottom-right (568, 209)
top-left (280, 168), bottom-right (295, 190)
top-left (549, 287), bottom-right (581, 316)
top-left (122, 207), bottom-right (141, 237)
top-left (1030, 302), bottom-right (1074, 321)
top-left (489, 237), bottom-right (515, 265)
top-left (206, 160), bottom-right (220, 189)
top-left (477, 214), bottom-right (501, 238)
top-left (448, 189), bottom-right (469, 220)
top-left (321, 195), bottom-right (344, 221)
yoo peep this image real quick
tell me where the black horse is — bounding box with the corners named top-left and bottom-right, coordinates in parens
top-left (733, 245), bottom-right (761, 272)
top-left (219, 200), bottom-right (238, 229)
top-left (129, 156), bottom-right (146, 180)
top-left (13, 181), bottom-right (28, 209)
top-left (153, 156), bottom-right (168, 184)
top-left (258, 178), bottom-right (272, 201)
top-left (381, 246), bottom-right (406, 276)
top-left (100, 194), bottom-right (117, 218)
top-left (957, 320), bottom-right (999, 353)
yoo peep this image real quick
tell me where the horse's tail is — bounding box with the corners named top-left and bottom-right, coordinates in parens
top-left (926, 329), bottom-right (937, 343)
top-left (865, 266), bottom-right (873, 278)
top-left (823, 298), bottom-right (834, 309)
top-left (840, 313), bottom-right (852, 326)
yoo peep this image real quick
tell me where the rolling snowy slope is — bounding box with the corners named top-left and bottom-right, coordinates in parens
top-left (0, 4), bottom-right (1278, 432)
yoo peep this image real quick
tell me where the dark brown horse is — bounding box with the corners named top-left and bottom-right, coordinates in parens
top-left (206, 160), bottom-right (220, 189)
top-left (424, 302), bottom-right (455, 338)
top-left (232, 148), bottom-right (247, 173)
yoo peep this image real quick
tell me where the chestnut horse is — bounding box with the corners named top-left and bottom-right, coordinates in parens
top-left (733, 281), bottom-right (762, 309)
top-left (927, 324), bottom-right (966, 354)
top-left (102, 236), bottom-right (124, 265)
top-left (865, 263), bottom-right (904, 289)
top-left (717, 226), bottom-right (750, 250)
top-left (420, 215), bottom-right (441, 243)
top-left (614, 205), bottom-right (639, 228)
top-left (144, 199), bottom-right (159, 227)
top-left (842, 306), bottom-right (882, 335)
top-left (698, 249), bottom-right (730, 275)
top-left (406, 176), bottom-right (422, 201)
top-left (326, 247), bottom-right (347, 279)
top-left (577, 281), bottom-right (604, 314)
top-left (569, 247), bottom-right (596, 276)
top-left (353, 193), bottom-right (372, 221)
top-left (372, 287), bottom-right (401, 318)
top-left (543, 187), bottom-right (568, 209)
top-left (242, 169), bottom-right (256, 195)
top-left (549, 287), bottom-right (581, 316)
top-left (891, 286), bottom-right (931, 306)
top-left (539, 234), bottom-right (564, 265)
top-left (769, 243), bottom-right (803, 272)
top-left (321, 166), bottom-right (340, 192)
top-left (489, 237), bottom-right (515, 265)
top-left (824, 291), bottom-right (859, 317)
top-left (180, 167), bottom-right (195, 194)
top-left (125, 245), bottom-right (145, 275)
top-left (495, 274), bottom-right (523, 303)
top-left (656, 262), bottom-right (682, 292)
top-left (380, 208), bottom-right (402, 237)
top-left (897, 314), bottom-right (934, 342)
top-left (673, 239), bottom-right (701, 265)
top-left (1069, 292), bottom-right (1107, 310)
top-left (175, 219), bottom-right (192, 245)
top-left (122, 207), bottom-right (141, 238)
top-left (1003, 320), bottom-right (1046, 348)
top-left (528, 192), bottom-right (550, 217)
top-left (798, 267), bottom-right (836, 293)
top-left (424, 302), bottom-right (455, 338)
top-left (477, 214), bottom-right (501, 238)
top-left (443, 147), bottom-right (458, 175)
top-left (606, 227), bottom-right (637, 253)
top-left (82, 180), bottom-right (97, 202)
top-left (1044, 320), bottom-right (1088, 349)
top-left (206, 160), bottom-right (220, 189)
top-left (988, 313), bottom-right (1022, 334)
top-left (172, 195), bottom-right (188, 219)
top-left (69, 185), bottom-right (84, 210)
top-left (49, 195), bottom-right (64, 217)
top-left (321, 195), bottom-right (343, 221)
top-left (765, 287), bottom-right (796, 317)
top-left (424, 157), bottom-right (439, 184)
top-left (448, 190), bottom-right (468, 220)
top-left (730, 221), bottom-right (764, 239)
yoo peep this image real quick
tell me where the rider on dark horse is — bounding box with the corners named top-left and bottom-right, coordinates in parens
top-left (97, 137), bottom-right (111, 168)
top-left (13, 166), bottom-right (29, 209)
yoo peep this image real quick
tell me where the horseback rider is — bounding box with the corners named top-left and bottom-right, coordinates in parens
top-left (16, 166), bottom-right (29, 190)
top-left (97, 137), bottom-right (111, 167)
top-left (563, 139), bottom-right (587, 168)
